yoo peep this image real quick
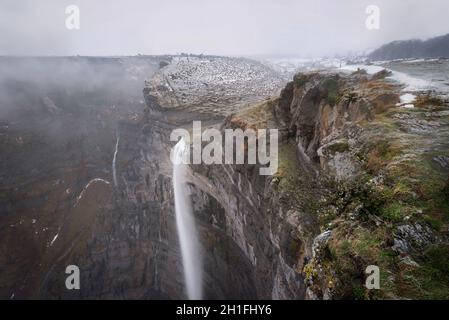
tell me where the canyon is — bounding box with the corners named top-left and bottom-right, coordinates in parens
top-left (0, 55), bottom-right (448, 299)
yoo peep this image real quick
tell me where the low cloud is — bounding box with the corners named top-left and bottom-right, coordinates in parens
top-left (0, 0), bottom-right (448, 56)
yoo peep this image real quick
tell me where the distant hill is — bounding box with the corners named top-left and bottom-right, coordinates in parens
top-left (369, 33), bottom-right (449, 60)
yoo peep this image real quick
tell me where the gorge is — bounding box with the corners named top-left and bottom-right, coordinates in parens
top-left (0, 55), bottom-right (448, 300)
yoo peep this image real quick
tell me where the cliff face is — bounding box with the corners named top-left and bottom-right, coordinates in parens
top-left (276, 70), bottom-right (449, 299)
top-left (1, 55), bottom-right (290, 299)
top-left (1, 56), bottom-right (448, 300)
top-left (137, 56), bottom-right (308, 299)
top-left (139, 58), bottom-right (449, 299)
top-left (0, 56), bottom-right (164, 299)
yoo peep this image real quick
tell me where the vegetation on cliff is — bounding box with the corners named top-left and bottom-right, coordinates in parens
top-left (275, 69), bottom-right (449, 299)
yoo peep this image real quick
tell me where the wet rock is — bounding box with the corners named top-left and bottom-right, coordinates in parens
top-left (312, 230), bottom-right (332, 257)
top-left (275, 72), bottom-right (374, 172)
top-left (433, 155), bottom-right (449, 168)
top-left (392, 223), bottom-right (437, 254)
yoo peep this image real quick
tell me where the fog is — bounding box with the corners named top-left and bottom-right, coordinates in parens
top-left (1, 0), bottom-right (449, 57)
top-left (0, 56), bottom-right (160, 128)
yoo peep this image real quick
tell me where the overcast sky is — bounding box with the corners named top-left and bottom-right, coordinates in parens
top-left (1, 0), bottom-right (448, 57)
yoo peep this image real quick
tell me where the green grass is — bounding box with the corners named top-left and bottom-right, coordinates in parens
top-left (359, 139), bottom-right (403, 174)
top-left (321, 78), bottom-right (341, 106)
top-left (276, 141), bottom-right (310, 209)
top-left (282, 74), bottom-right (448, 299)
top-left (294, 74), bottom-right (309, 87)
top-left (327, 140), bottom-right (350, 154)
top-left (324, 225), bottom-right (397, 299)
top-left (382, 202), bottom-right (404, 222)
top-left (399, 244), bottom-right (449, 299)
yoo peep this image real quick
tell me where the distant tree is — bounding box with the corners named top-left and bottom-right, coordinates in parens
top-left (369, 33), bottom-right (449, 60)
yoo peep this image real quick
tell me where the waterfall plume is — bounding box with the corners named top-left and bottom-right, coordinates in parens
top-left (172, 137), bottom-right (203, 300)
top-left (113, 133), bottom-right (120, 187)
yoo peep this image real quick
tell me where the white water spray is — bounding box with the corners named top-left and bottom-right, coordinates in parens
top-left (172, 137), bottom-right (202, 300)
top-left (113, 133), bottom-right (120, 187)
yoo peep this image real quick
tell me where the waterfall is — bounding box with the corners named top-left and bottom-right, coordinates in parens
top-left (112, 133), bottom-right (120, 187)
top-left (172, 137), bottom-right (203, 300)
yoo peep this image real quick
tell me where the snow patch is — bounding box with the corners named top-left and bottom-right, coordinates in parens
top-left (396, 93), bottom-right (416, 108)
top-left (341, 64), bottom-right (432, 92)
top-left (398, 93), bottom-right (416, 104)
top-left (340, 64), bottom-right (384, 75)
top-left (390, 71), bottom-right (431, 91)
